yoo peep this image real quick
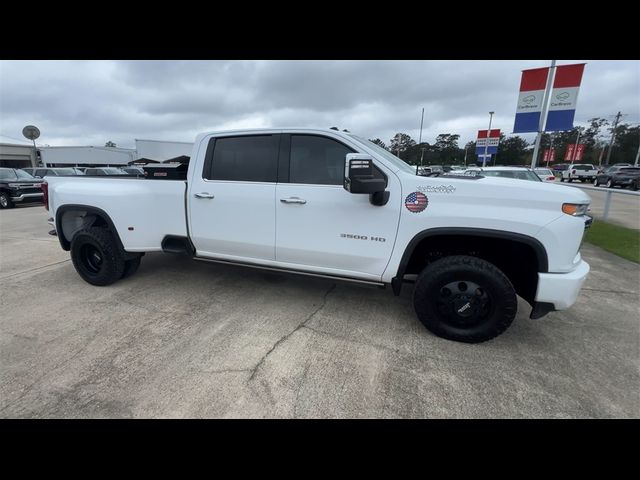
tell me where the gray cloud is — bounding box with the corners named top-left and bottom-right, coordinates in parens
top-left (1, 60), bottom-right (638, 149)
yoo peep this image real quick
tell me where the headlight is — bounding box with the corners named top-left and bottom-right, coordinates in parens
top-left (562, 203), bottom-right (589, 216)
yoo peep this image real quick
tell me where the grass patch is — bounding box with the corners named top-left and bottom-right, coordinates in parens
top-left (585, 220), bottom-right (640, 263)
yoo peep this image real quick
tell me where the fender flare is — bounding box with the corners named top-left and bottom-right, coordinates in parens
top-left (55, 204), bottom-right (125, 252)
top-left (391, 227), bottom-right (549, 295)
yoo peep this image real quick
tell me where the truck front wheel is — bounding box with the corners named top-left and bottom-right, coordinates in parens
top-left (0, 192), bottom-right (14, 209)
top-left (413, 255), bottom-right (517, 343)
top-left (70, 227), bottom-right (125, 286)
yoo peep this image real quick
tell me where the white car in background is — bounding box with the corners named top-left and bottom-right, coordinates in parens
top-left (534, 168), bottom-right (557, 182)
top-left (457, 166), bottom-right (542, 182)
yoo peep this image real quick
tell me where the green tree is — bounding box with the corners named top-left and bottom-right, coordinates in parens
top-left (105, 141), bottom-right (116, 148)
top-left (433, 133), bottom-right (461, 164)
top-left (496, 135), bottom-right (529, 166)
top-left (389, 133), bottom-right (416, 160)
top-left (368, 138), bottom-right (387, 150)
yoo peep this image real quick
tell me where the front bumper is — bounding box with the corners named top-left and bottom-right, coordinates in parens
top-left (10, 192), bottom-right (44, 203)
top-left (534, 259), bottom-right (590, 311)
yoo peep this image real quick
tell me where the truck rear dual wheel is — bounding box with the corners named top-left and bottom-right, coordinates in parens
top-left (413, 255), bottom-right (517, 343)
top-left (70, 227), bottom-right (128, 286)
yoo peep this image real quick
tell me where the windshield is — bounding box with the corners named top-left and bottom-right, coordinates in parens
top-left (535, 169), bottom-right (553, 175)
top-left (15, 169), bottom-right (35, 180)
top-left (481, 170), bottom-right (541, 182)
top-left (620, 168), bottom-right (640, 173)
top-left (0, 168), bottom-right (18, 180)
top-left (348, 134), bottom-right (416, 174)
top-left (573, 165), bottom-right (594, 170)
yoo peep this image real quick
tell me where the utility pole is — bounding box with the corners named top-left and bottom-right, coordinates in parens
top-left (634, 140), bottom-right (640, 167)
top-left (417, 107), bottom-right (425, 175)
top-left (463, 147), bottom-right (468, 166)
top-left (482, 111), bottom-right (494, 168)
top-left (531, 60), bottom-right (556, 169)
top-left (605, 111), bottom-right (622, 166)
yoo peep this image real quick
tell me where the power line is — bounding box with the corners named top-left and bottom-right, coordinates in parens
top-left (0, 134), bottom-right (32, 144)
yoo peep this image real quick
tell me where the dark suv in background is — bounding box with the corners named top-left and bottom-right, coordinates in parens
top-left (594, 165), bottom-right (640, 189)
top-left (0, 168), bottom-right (44, 209)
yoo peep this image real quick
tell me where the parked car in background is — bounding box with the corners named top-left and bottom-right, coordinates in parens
top-left (460, 166), bottom-right (542, 182)
top-left (84, 167), bottom-right (129, 176)
top-left (0, 167), bottom-right (44, 209)
top-left (119, 166), bottom-right (145, 176)
top-left (26, 167), bottom-right (85, 178)
top-left (551, 163), bottom-right (570, 174)
top-left (560, 164), bottom-right (598, 183)
top-left (534, 168), bottom-right (557, 182)
top-left (594, 166), bottom-right (640, 189)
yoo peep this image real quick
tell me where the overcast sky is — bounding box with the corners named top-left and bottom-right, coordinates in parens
top-left (1, 60), bottom-right (638, 149)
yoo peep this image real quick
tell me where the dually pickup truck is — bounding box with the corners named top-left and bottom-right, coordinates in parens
top-left (43, 128), bottom-right (592, 343)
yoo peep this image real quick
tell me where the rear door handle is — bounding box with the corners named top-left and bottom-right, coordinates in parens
top-left (280, 197), bottom-right (307, 204)
top-left (195, 192), bottom-right (215, 199)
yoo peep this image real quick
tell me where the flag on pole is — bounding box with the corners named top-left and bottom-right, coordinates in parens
top-left (545, 64), bottom-right (586, 132)
top-left (513, 67), bottom-right (550, 133)
top-left (475, 129), bottom-right (501, 155)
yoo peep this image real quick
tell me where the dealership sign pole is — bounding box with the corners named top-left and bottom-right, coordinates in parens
top-left (531, 60), bottom-right (555, 169)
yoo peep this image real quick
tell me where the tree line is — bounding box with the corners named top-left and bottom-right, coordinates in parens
top-left (363, 117), bottom-right (639, 167)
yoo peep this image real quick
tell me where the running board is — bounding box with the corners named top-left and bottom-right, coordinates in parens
top-left (193, 256), bottom-right (385, 288)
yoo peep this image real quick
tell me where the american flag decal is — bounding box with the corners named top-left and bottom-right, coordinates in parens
top-left (405, 191), bottom-right (428, 213)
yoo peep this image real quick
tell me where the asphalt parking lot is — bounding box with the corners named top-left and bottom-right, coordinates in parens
top-left (1, 205), bottom-right (639, 418)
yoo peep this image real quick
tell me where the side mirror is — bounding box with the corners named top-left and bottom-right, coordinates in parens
top-left (344, 154), bottom-right (387, 194)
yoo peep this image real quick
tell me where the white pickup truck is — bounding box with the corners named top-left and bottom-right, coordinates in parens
top-left (560, 163), bottom-right (599, 183)
top-left (43, 128), bottom-right (592, 343)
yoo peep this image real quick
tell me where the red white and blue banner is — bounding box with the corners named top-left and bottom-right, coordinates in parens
top-left (545, 64), bottom-right (585, 132)
top-left (513, 67), bottom-right (549, 133)
top-left (475, 129), bottom-right (501, 155)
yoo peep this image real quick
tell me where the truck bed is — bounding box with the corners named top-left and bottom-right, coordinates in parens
top-left (47, 176), bottom-right (188, 252)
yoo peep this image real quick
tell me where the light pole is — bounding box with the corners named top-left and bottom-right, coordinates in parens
top-left (482, 111), bottom-right (494, 168)
top-left (572, 127), bottom-right (583, 163)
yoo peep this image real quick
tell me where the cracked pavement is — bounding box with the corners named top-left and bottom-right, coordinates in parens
top-left (1, 205), bottom-right (639, 418)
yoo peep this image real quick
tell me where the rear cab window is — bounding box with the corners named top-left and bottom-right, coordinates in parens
top-left (203, 135), bottom-right (279, 182)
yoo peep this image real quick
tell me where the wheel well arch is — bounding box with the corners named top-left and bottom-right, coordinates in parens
top-left (55, 204), bottom-right (124, 252)
top-left (392, 228), bottom-right (548, 307)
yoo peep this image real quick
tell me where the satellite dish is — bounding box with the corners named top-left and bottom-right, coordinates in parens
top-left (22, 125), bottom-right (41, 141)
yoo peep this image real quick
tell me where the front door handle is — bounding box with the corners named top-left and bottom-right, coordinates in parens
top-left (280, 197), bottom-right (307, 204)
top-left (195, 192), bottom-right (215, 199)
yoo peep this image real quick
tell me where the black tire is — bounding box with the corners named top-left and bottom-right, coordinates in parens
top-left (413, 255), bottom-right (517, 343)
top-left (70, 227), bottom-right (125, 286)
top-left (560, 177), bottom-right (565, 182)
top-left (632, 180), bottom-right (639, 191)
top-left (606, 179), bottom-right (613, 188)
top-left (121, 255), bottom-right (142, 279)
top-left (593, 178), bottom-right (599, 187)
top-left (0, 192), bottom-right (15, 209)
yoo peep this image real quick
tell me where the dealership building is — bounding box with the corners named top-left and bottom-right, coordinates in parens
top-left (0, 139), bottom-right (193, 169)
